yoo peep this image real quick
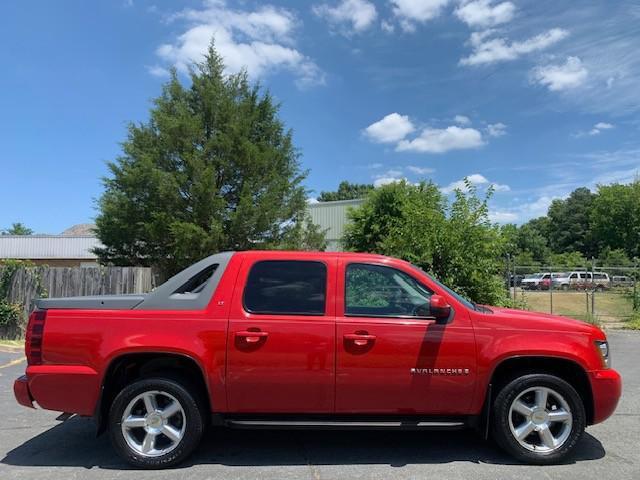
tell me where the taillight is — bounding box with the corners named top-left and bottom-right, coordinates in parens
top-left (25, 310), bottom-right (46, 365)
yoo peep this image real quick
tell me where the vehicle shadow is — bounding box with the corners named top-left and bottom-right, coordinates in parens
top-left (1, 416), bottom-right (606, 470)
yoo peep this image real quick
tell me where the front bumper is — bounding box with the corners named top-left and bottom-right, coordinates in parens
top-left (14, 375), bottom-right (34, 408)
top-left (589, 368), bottom-right (622, 424)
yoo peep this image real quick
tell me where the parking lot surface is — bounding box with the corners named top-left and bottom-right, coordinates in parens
top-left (1, 331), bottom-right (639, 480)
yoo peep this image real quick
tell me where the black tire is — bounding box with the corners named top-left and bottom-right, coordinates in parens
top-left (491, 374), bottom-right (586, 465)
top-left (108, 377), bottom-right (204, 468)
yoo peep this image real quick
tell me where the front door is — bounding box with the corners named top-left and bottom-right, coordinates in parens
top-left (335, 260), bottom-right (476, 414)
top-left (226, 254), bottom-right (336, 413)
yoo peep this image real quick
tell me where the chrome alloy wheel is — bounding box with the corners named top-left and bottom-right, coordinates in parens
top-left (121, 390), bottom-right (186, 457)
top-left (508, 386), bottom-right (573, 454)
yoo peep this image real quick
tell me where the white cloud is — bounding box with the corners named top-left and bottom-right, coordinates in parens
top-left (441, 173), bottom-right (489, 194)
top-left (363, 113), bottom-right (416, 143)
top-left (460, 28), bottom-right (568, 66)
top-left (441, 173), bottom-right (510, 194)
top-left (373, 169), bottom-right (406, 187)
top-left (147, 65), bottom-right (170, 77)
top-left (486, 122), bottom-right (507, 137)
top-left (490, 195), bottom-right (557, 224)
top-left (372, 168), bottom-right (409, 187)
top-left (390, 0), bottom-right (451, 32)
top-left (407, 165), bottom-right (435, 175)
top-left (155, 1), bottom-right (324, 88)
top-left (454, 114), bottom-right (471, 125)
top-left (312, 0), bottom-right (377, 34)
top-left (572, 122), bottom-right (615, 138)
top-left (381, 19), bottom-right (395, 33)
top-left (488, 211), bottom-right (518, 223)
top-left (492, 182), bottom-right (511, 192)
top-left (454, 0), bottom-right (515, 28)
top-left (589, 122), bottom-right (614, 135)
top-left (397, 126), bottom-right (484, 153)
top-left (532, 56), bottom-right (588, 91)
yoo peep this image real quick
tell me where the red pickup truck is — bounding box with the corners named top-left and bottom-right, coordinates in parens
top-left (14, 251), bottom-right (621, 468)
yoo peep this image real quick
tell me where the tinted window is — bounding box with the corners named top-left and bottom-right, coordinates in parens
top-left (243, 261), bottom-right (326, 315)
top-left (173, 264), bottom-right (218, 295)
top-left (345, 263), bottom-right (432, 318)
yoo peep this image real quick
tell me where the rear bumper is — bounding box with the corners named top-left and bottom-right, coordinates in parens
top-left (14, 375), bottom-right (34, 408)
top-left (14, 365), bottom-right (100, 416)
top-left (589, 368), bottom-right (622, 425)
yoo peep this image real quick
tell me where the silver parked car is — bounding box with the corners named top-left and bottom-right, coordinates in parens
top-left (552, 271), bottom-right (610, 291)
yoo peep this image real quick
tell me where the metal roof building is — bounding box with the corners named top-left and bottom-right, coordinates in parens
top-left (307, 198), bottom-right (364, 251)
top-left (0, 235), bottom-right (102, 267)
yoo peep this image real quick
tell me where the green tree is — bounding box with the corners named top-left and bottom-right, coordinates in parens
top-left (547, 187), bottom-right (596, 256)
top-left (1, 223), bottom-right (33, 235)
top-left (94, 43), bottom-right (324, 276)
top-left (547, 251), bottom-right (588, 269)
top-left (516, 217), bottom-right (551, 263)
top-left (342, 180), bottom-right (507, 305)
top-left (598, 247), bottom-right (632, 267)
top-left (591, 180), bottom-right (640, 259)
top-left (317, 181), bottom-right (374, 202)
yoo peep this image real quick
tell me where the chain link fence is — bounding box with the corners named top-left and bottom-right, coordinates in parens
top-left (505, 260), bottom-right (640, 326)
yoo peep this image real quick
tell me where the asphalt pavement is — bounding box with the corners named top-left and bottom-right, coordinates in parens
top-left (1, 330), bottom-right (639, 479)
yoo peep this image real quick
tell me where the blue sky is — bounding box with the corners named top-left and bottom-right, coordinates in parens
top-left (1, 0), bottom-right (639, 233)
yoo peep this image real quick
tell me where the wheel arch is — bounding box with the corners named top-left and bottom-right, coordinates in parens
top-left (95, 351), bottom-right (211, 434)
top-left (487, 355), bottom-right (594, 425)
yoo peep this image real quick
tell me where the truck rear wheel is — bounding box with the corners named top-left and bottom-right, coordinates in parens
top-left (108, 377), bottom-right (204, 468)
top-left (491, 374), bottom-right (586, 464)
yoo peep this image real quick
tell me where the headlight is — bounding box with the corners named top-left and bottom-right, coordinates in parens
top-left (595, 340), bottom-right (611, 368)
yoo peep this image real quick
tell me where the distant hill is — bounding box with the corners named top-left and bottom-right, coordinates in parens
top-left (60, 224), bottom-right (96, 236)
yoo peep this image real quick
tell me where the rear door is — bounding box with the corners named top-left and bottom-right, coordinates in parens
top-left (335, 259), bottom-right (476, 414)
top-left (226, 253), bottom-right (336, 413)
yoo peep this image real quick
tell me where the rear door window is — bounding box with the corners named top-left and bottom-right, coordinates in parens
top-left (243, 261), bottom-right (327, 315)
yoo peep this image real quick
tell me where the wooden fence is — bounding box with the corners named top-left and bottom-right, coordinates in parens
top-left (1, 266), bottom-right (155, 338)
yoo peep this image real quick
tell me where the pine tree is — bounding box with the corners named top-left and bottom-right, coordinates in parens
top-left (95, 43), bottom-right (324, 276)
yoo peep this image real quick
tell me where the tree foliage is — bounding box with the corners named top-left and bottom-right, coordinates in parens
top-left (508, 180), bottom-right (640, 267)
top-left (1, 223), bottom-right (33, 235)
top-left (343, 180), bottom-right (507, 305)
top-left (547, 187), bottom-right (596, 257)
top-left (95, 43), bottom-right (324, 276)
top-left (591, 180), bottom-right (640, 259)
top-left (317, 181), bottom-right (374, 202)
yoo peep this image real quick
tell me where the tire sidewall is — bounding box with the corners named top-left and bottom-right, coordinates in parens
top-left (492, 374), bottom-right (586, 464)
top-left (109, 377), bottom-right (204, 469)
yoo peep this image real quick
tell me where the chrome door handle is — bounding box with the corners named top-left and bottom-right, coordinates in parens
top-left (344, 333), bottom-right (376, 346)
top-left (236, 331), bottom-right (269, 343)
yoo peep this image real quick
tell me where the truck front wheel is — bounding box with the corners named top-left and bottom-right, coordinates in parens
top-left (491, 374), bottom-right (586, 464)
top-left (108, 377), bottom-right (204, 468)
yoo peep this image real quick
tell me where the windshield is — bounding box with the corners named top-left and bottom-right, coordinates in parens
top-left (409, 265), bottom-right (476, 310)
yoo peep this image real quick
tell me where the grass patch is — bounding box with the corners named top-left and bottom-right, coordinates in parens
top-left (515, 290), bottom-right (633, 324)
top-left (623, 312), bottom-right (640, 330)
top-left (0, 339), bottom-right (24, 348)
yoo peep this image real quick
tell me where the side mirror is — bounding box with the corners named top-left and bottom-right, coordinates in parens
top-left (430, 294), bottom-right (451, 324)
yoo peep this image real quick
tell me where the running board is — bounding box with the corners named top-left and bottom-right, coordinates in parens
top-left (222, 417), bottom-right (467, 430)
